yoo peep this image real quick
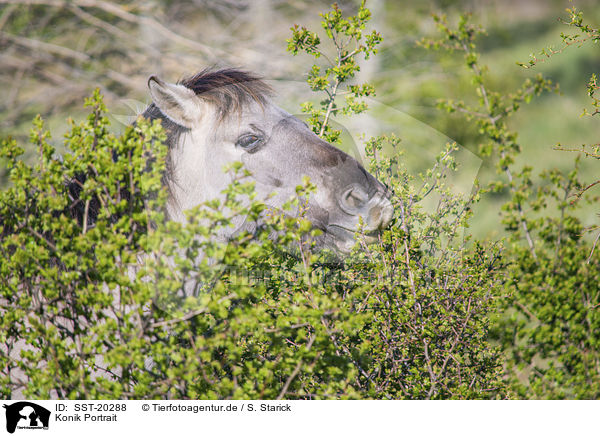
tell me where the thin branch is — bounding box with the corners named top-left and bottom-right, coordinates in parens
top-left (587, 231), bottom-right (600, 264)
top-left (276, 334), bottom-right (316, 400)
top-left (150, 293), bottom-right (235, 328)
top-left (319, 77), bottom-right (341, 137)
top-left (26, 226), bottom-right (57, 252)
top-left (515, 300), bottom-right (539, 322)
top-left (424, 340), bottom-right (437, 399)
top-left (572, 180), bottom-right (600, 203)
top-left (461, 40), bottom-right (537, 259)
top-left (82, 199), bottom-right (90, 234)
top-left (0, 30), bottom-right (90, 62)
top-left (0, 0), bottom-right (219, 57)
top-left (0, 3), bottom-right (16, 30)
top-left (68, 4), bottom-right (133, 43)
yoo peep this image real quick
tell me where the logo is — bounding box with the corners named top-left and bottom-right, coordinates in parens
top-left (2, 402), bottom-right (50, 434)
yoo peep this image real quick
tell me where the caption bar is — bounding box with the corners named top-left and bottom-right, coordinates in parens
top-left (0, 400), bottom-right (597, 436)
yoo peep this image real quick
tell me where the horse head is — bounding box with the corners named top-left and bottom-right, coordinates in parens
top-left (144, 68), bottom-right (393, 253)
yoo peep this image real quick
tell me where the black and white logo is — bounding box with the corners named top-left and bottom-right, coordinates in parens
top-left (2, 402), bottom-right (50, 434)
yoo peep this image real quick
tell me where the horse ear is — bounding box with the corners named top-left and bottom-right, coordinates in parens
top-left (148, 75), bottom-right (200, 128)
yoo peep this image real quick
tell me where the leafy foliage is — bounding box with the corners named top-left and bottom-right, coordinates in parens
top-left (520, 8), bottom-right (600, 208)
top-left (286, 1), bottom-right (381, 143)
top-left (422, 11), bottom-right (600, 399)
top-left (346, 136), bottom-right (506, 399)
top-left (0, 3), bottom-right (507, 399)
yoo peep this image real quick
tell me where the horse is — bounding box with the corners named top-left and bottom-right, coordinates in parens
top-left (142, 68), bottom-right (393, 254)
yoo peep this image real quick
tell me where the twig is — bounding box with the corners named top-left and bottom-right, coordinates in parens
top-left (0, 0), bottom-right (219, 58)
top-left (515, 300), bottom-right (539, 321)
top-left (82, 199), bottom-right (90, 234)
top-left (68, 4), bottom-right (133, 43)
top-left (319, 77), bottom-right (340, 137)
top-left (150, 293), bottom-right (235, 328)
top-left (424, 340), bottom-right (437, 399)
top-left (572, 180), bottom-right (600, 204)
top-left (0, 3), bottom-right (16, 30)
top-left (0, 30), bottom-right (90, 62)
top-left (26, 226), bottom-right (57, 252)
top-left (276, 334), bottom-right (316, 400)
top-left (461, 40), bottom-right (537, 259)
top-left (587, 231), bottom-right (600, 264)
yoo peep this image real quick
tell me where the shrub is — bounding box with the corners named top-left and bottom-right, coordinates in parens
top-left (422, 10), bottom-right (600, 399)
top-left (0, 2), bottom-right (508, 399)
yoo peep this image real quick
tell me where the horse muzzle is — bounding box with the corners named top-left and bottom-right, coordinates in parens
top-left (324, 183), bottom-right (393, 252)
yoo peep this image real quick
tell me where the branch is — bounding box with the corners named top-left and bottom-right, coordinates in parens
top-left (461, 40), bottom-right (538, 260)
top-left (0, 0), bottom-right (219, 58)
top-left (319, 77), bottom-right (340, 137)
top-left (423, 340), bottom-right (437, 399)
top-left (0, 30), bottom-right (90, 62)
top-left (588, 231), bottom-right (600, 264)
top-left (0, 3), bottom-right (16, 30)
top-left (68, 4), bottom-right (133, 43)
top-left (150, 293), bottom-right (236, 328)
top-left (276, 333), bottom-right (316, 400)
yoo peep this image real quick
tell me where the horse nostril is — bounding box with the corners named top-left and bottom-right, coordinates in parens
top-left (369, 207), bottom-right (382, 227)
top-left (371, 199), bottom-right (393, 230)
top-left (339, 185), bottom-right (393, 230)
top-left (339, 184), bottom-right (369, 213)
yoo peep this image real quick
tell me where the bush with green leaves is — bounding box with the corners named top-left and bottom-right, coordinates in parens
top-left (422, 10), bottom-right (600, 399)
top-left (0, 2), bottom-right (509, 400)
top-left (286, 0), bottom-right (381, 144)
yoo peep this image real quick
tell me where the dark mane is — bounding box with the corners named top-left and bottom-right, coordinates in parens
top-left (142, 67), bottom-right (273, 154)
top-left (180, 68), bottom-right (272, 118)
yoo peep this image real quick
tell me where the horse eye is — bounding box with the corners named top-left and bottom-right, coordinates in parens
top-left (236, 134), bottom-right (262, 151)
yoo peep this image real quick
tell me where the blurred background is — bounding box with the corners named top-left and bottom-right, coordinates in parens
top-left (0, 0), bottom-right (598, 238)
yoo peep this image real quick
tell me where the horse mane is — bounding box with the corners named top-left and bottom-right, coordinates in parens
top-left (143, 67), bottom-right (273, 142)
top-left (180, 67), bottom-right (272, 119)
